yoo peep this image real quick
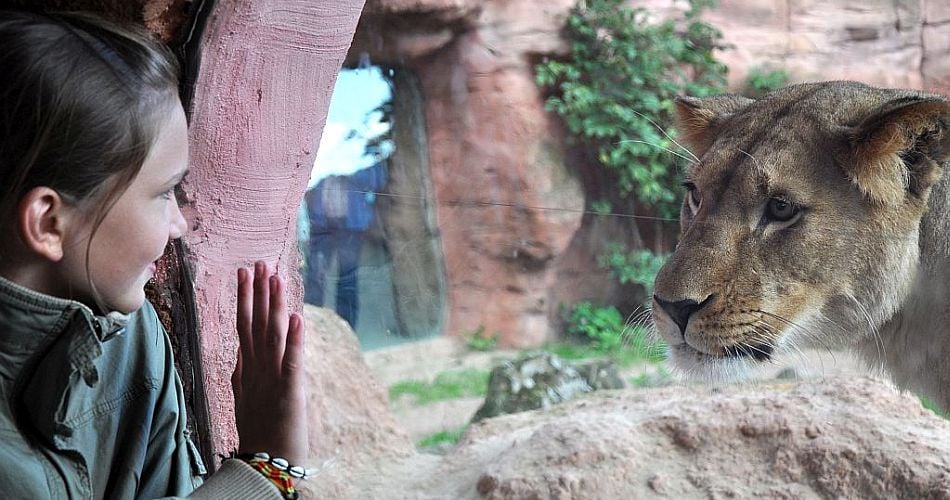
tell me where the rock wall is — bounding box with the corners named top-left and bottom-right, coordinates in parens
top-left (708, 0), bottom-right (950, 90)
top-left (378, 69), bottom-right (448, 339)
top-left (347, 0), bottom-right (950, 348)
top-left (351, 0), bottom-right (588, 348)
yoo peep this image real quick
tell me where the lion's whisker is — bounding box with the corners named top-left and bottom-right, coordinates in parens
top-left (843, 292), bottom-right (887, 372)
top-left (627, 108), bottom-right (700, 162)
top-left (616, 139), bottom-right (698, 166)
top-left (752, 320), bottom-right (812, 373)
top-left (756, 309), bottom-right (842, 370)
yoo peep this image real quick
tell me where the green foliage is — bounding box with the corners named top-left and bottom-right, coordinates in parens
top-left (464, 326), bottom-right (498, 352)
top-left (628, 366), bottom-right (671, 387)
top-left (417, 426), bottom-right (468, 449)
top-left (566, 301), bottom-right (665, 362)
top-left (599, 244), bottom-right (669, 299)
top-left (921, 397), bottom-right (949, 420)
top-left (743, 66), bottom-right (789, 98)
top-left (568, 301), bottom-right (625, 352)
top-left (590, 199), bottom-right (612, 215)
top-left (545, 342), bottom-right (604, 362)
top-left (536, 0), bottom-right (727, 217)
top-left (546, 338), bottom-right (664, 367)
top-left (389, 369), bottom-right (490, 405)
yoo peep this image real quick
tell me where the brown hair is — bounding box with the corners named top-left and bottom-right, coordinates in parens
top-left (0, 9), bottom-right (181, 258)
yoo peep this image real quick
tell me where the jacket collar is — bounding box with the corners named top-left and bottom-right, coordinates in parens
top-left (0, 275), bottom-right (129, 388)
top-left (0, 276), bottom-right (133, 448)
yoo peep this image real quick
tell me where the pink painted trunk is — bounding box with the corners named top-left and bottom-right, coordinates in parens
top-left (183, 0), bottom-right (364, 456)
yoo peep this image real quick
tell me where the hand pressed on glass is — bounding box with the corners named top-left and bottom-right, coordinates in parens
top-left (233, 261), bottom-right (309, 464)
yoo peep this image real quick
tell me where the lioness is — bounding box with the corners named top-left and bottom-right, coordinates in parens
top-left (651, 81), bottom-right (950, 410)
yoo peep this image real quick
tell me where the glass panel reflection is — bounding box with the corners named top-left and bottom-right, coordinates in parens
top-left (301, 66), bottom-right (444, 349)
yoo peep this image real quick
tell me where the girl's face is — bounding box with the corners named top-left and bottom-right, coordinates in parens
top-left (60, 101), bottom-right (189, 313)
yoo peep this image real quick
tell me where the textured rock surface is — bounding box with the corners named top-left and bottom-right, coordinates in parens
top-left (707, 0), bottom-right (925, 89)
top-left (183, 0), bottom-right (365, 457)
top-left (303, 305), bottom-right (411, 459)
top-left (299, 305), bottom-right (414, 498)
top-left (352, 0), bottom-right (587, 349)
top-left (574, 358), bottom-right (627, 390)
top-left (307, 376), bottom-right (950, 499)
top-left (378, 69), bottom-right (447, 339)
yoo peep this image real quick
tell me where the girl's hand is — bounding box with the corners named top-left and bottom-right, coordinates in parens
top-left (232, 261), bottom-right (309, 463)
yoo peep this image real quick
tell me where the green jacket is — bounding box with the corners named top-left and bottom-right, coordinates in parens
top-left (0, 277), bottom-right (281, 499)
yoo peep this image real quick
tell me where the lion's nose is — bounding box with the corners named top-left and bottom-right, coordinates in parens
top-left (654, 294), bottom-right (714, 336)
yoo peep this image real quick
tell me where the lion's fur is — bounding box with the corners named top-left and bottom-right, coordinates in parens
top-left (651, 81), bottom-right (950, 409)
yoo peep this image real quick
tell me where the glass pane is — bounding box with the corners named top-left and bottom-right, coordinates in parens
top-left (301, 65), bottom-right (444, 349)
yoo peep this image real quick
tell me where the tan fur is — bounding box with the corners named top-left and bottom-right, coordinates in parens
top-left (651, 81), bottom-right (950, 409)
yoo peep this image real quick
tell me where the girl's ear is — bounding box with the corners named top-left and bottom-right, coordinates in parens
top-left (17, 187), bottom-right (73, 262)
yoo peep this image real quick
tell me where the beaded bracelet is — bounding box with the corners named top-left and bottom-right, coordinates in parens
top-left (245, 460), bottom-right (298, 500)
top-left (224, 451), bottom-right (314, 500)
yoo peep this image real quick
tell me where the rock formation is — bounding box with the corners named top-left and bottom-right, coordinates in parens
top-left (302, 309), bottom-right (950, 498)
top-left (472, 352), bottom-right (626, 422)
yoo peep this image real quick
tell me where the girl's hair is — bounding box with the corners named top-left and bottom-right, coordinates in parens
top-left (0, 9), bottom-right (181, 257)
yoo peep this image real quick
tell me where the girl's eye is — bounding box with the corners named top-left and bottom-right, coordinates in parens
top-left (683, 182), bottom-right (701, 215)
top-left (765, 198), bottom-right (799, 222)
top-left (161, 183), bottom-right (181, 201)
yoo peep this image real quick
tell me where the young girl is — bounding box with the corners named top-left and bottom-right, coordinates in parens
top-left (0, 9), bottom-right (308, 499)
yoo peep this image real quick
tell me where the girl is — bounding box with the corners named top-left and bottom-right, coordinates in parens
top-left (0, 9), bottom-right (308, 499)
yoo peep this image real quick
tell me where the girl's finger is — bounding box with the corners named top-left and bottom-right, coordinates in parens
top-left (281, 313), bottom-right (306, 381)
top-left (236, 267), bottom-right (254, 362)
top-left (231, 347), bottom-right (243, 403)
top-left (267, 274), bottom-right (289, 370)
top-left (251, 261), bottom-right (270, 359)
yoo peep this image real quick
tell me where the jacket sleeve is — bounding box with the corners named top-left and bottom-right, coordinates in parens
top-left (167, 459), bottom-right (283, 499)
top-left (136, 304), bottom-right (283, 500)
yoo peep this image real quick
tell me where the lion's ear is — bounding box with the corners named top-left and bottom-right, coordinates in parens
top-left (846, 98), bottom-right (950, 206)
top-left (674, 94), bottom-right (753, 157)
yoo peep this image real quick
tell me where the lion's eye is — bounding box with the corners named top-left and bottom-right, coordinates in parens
top-left (765, 198), bottom-right (798, 222)
top-left (683, 182), bottom-right (701, 214)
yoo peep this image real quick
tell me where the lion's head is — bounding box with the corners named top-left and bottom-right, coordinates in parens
top-left (651, 81), bottom-right (950, 381)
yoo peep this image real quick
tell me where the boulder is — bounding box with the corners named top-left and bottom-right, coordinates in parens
top-left (303, 305), bottom-right (412, 458)
top-left (292, 321), bottom-right (950, 498)
top-left (465, 377), bottom-right (950, 499)
top-left (298, 306), bottom-right (414, 498)
top-left (472, 353), bottom-right (591, 422)
top-left (472, 353), bottom-right (626, 422)
top-left (574, 358), bottom-right (626, 391)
